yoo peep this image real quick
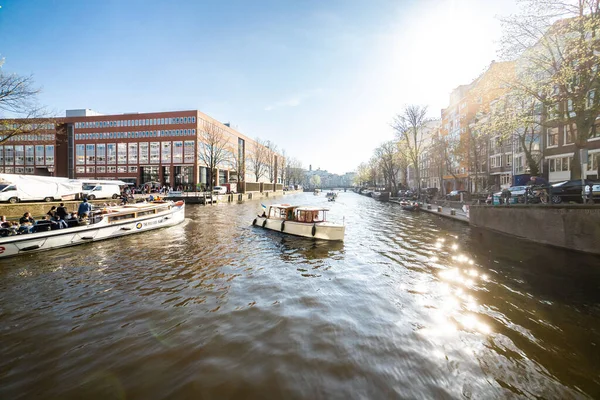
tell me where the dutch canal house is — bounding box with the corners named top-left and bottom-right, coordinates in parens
top-left (0, 109), bottom-right (284, 189)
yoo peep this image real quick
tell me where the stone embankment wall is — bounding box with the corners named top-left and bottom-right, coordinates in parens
top-left (470, 205), bottom-right (600, 255)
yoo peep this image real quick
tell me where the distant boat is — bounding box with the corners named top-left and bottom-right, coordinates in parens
top-left (253, 204), bottom-right (344, 241)
top-left (371, 192), bottom-right (390, 202)
top-left (399, 201), bottom-right (419, 211)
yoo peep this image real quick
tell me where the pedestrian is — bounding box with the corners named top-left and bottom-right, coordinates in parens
top-left (56, 203), bottom-right (68, 220)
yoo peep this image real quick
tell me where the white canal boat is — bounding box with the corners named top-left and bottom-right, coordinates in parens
top-left (252, 204), bottom-right (345, 241)
top-left (0, 201), bottom-right (186, 258)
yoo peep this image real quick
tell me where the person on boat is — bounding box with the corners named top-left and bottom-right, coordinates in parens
top-left (56, 203), bottom-right (69, 220)
top-left (148, 194), bottom-right (155, 202)
top-left (79, 213), bottom-right (90, 225)
top-left (0, 216), bottom-right (8, 229)
top-left (78, 198), bottom-right (93, 216)
top-left (53, 214), bottom-right (68, 229)
top-left (18, 212), bottom-right (35, 234)
top-left (47, 206), bottom-right (57, 218)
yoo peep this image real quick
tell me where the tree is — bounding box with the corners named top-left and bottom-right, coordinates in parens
top-left (248, 137), bottom-right (268, 182)
top-left (279, 149), bottom-right (287, 186)
top-left (197, 120), bottom-right (233, 190)
top-left (230, 139), bottom-right (246, 183)
top-left (374, 140), bottom-right (402, 195)
top-left (0, 59), bottom-right (55, 144)
top-left (392, 105), bottom-right (430, 195)
top-left (265, 140), bottom-right (279, 183)
top-left (285, 157), bottom-right (304, 186)
top-left (500, 0), bottom-right (600, 179)
top-left (310, 174), bottom-right (321, 189)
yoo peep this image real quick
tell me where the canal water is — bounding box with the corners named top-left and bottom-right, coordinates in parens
top-left (1, 192), bottom-right (599, 399)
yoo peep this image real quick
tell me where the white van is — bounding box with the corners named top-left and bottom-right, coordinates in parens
top-left (82, 183), bottom-right (121, 200)
top-left (212, 186), bottom-right (227, 194)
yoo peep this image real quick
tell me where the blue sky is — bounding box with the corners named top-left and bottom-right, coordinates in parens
top-left (0, 0), bottom-right (517, 174)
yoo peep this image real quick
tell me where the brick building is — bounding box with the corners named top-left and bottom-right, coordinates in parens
top-left (0, 109), bottom-right (281, 188)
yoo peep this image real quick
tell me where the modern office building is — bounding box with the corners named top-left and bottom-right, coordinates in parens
top-left (0, 109), bottom-right (282, 188)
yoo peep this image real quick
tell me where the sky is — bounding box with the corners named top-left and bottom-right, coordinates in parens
top-left (0, 0), bottom-right (519, 174)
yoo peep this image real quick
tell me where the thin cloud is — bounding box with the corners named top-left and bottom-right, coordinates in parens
top-left (264, 88), bottom-right (323, 111)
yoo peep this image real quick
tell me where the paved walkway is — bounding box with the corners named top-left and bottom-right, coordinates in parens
top-left (418, 203), bottom-right (470, 223)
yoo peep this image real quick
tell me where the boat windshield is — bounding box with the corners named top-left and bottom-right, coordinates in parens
top-left (268, 206), bottom-right (297, 220)
top-left (295, 209), bottom-right (326, 223)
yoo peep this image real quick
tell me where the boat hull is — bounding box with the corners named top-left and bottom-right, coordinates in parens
top-left (0, 203), bottom-right (185, 258)
top-left (253, 217), bottom-right (345, 241)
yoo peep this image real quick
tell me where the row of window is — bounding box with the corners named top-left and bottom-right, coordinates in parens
top-left (74, 129), bottom-right (196, 141)
top-left (75, 141), bottom-right (196, 165)
top-left (0, 134), bottom-right (55, 142)
top-left (549, 156), bottom-right (573, 172)
top-left (74, 116), bottom-right (196, 129)
top-left (490, 154), bottom-right (513, 168)
top-left (0, 167), bottom-right (36, 174)
top-left (0, 124), bottom-right (54, 131)
top-left (0, 145), bottom-right (55, 166)
top-left (75, 166), bottom-right (138, 174)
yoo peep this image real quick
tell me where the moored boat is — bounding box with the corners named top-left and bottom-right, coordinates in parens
top-left (0, 201), bottom-right (186, 258)
top-left (252, 204), bottom-right (344, 241)
top-left (399, 201), bottom-right (419, 211)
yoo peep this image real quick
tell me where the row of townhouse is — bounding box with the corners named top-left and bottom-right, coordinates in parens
top-left (417, 59), bottom-right (600, 195)
top-left (0, 108), bottom-right (285, 188)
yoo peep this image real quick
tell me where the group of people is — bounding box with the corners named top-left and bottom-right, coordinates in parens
top-left (0, 200), bottom-right (95, 237)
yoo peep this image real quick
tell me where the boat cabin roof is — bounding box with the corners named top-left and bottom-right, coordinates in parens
top-left (268, 204), bottom-right (329, 212)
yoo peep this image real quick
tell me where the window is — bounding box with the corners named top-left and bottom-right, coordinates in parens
top-left (97, 166), bottom-right (106, 173)
top-left (96, 143), bottom-right (106, 163)
top-left (25, 145), bottom-right (34, 165)
top-left (128, 142), bottom-right (138, 164)
top-left (500, 174), bottom-right (511, 186)
top-left (588, 153), bottom-right (598, 171)
top-left (150, 142), bottom-right (160, 163)
top-left (14, 145), bottom-right (24, 165)
top-left (45, 145), bottom-right (54, 165)
top-left (564, 126), bottom-right (574, 144)
top-left (107, 166), bottom-right (116, 173)
top-left (117, 166), bottom-right (127, 173)
top-left (107, 143), bottom-right (117, 164)
top-left (506, 154), bottom-right (512, 166)
top-left (76, 144), bottom-right (85, 165)
top-left (561, 156), bottom-right (570, 171)
top-left (76, 166), bottom-right (85, 173)
top-left (86, 166), bottom-right (95, 173)
top-left (139, 142), bottom-right (149, 163)
top-left (118, 143), bottom-right (127, 164)
top-left (547, 127), bottom-right (558, 147)
top-left (549, 158), bottom-right (556, 172)
top-left (184, 140), bottom-right (195, 163)
top-left (25, 167), bottom-right (34, 174)
top-left (86, 144), bottom-right (95, 164)
top-left (15, 167), bottom-right (24, 174)
top-left (173, 141), bottom-right (183, 163)
top-left (161, 141), bottom-right (171, 163)
top-left (128, 166), bottom-right (138, 173)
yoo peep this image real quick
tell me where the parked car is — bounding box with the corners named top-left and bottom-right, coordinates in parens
top-left (491, 186), bottom-right (528, 204)
top-left (446, 190), bottom-right (469, 201)
top-left (548, 179), bottom-right (600, 203)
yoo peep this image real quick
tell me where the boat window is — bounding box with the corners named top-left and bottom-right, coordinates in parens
top-left (108, 213), bottom-right (136, 222)
top-left (137, 210), bottom-right (156, 217)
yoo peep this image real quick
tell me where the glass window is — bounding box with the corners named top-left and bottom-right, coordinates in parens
top-left (549, 158), bottom-right (556, 172)
top-left (135, 120), bottom-right (139, 127)
top-left (15, 166), bottom-right (24, 174)
top-left (86, 166), bottom-right (95, 173)
top-left (76, 166), bottom-right (85, 173)
top-left (128, 142), bottom-right (138, 164)
top-left (97, 166), bottom-right (106, 173)
top-left (25, 145), bottom-right (34, 165)
top-left (107, 166), bottom-right (116, 173)
top-left (161, 141), bottom-right (171, 163)
top-left (128, 166), bottom-right (138, 173)
top-left (564, 126), bottom-right (574, 144)
top-left (150, 142), bottom-right (160, 164)
top-left (561, 157), bottom-right (570, 171)
top-left (24, 167), bottom-right (34, 174)
top-left (139, 142), bottom-right (149, 163)
top-left (76, 144), bottom-right (85, 165)
top-left (45, 145), bottom-right (54, 165)
top-left (117, 166), bottom-right (127, 173)
top-left (107, 143), bottom-right (117, 164)
top-left (86, 144), bottom-right (95, 164)
top-left (5, 167), bottom-right (14, 173)
top-left (173, 141), bottom-right (183, 163)
top-left (184, 140), bottom-right (195, 163)
top-left (14, 145), bottom-right (24, 165)
top-left (97, 143), bottom-right (106, 163)
top-left (192, 116), bottom-right (196, 123)
top-left (118, 143), bottom-right (127, 164)
top-left (547, 127), bottom-right (558, 147)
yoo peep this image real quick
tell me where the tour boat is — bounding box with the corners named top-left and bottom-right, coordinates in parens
top-left (252, 204), bottom-right (345, 241)
top-left (0, 201), bottom-right (186, 258)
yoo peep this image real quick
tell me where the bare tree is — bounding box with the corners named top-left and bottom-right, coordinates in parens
top-left (374, 140), bottom-right (402, 195)
top-left (248, 137), bottom-right (268, 182)
top-left (392, 105), bottom-right (430, 195)
top-left (0, 59), bottom-right (55, 144)
top-left (230, 139), bottom-right (246, 183)
top-left (265, 140), bottom-right (279, 183)
top-left (285, 157), bottom-right (304, 186)
top-left (500, 0), bottom-right (600, 178)
top-left (197, 120), bottom-right (233, 191)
